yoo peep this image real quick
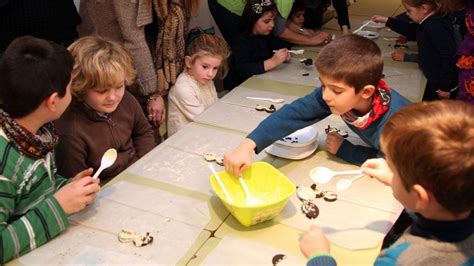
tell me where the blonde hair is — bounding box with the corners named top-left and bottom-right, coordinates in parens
top-left (67, 36), bottom-right (136, 99)
top-left (381, 101), bottom-right (474, 214)
top-left (185, 28), bottom-right (231, 78)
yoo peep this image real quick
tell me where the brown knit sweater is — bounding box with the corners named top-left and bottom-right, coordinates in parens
top-left (54, 91), bottom-right (156, 182)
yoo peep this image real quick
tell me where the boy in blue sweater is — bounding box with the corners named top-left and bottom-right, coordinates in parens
top-left (300, 101), bottom-right (474, 265)
top-left (224, 34), bottom-right (411, 177)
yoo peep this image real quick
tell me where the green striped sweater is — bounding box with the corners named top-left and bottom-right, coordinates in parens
top-left (0, 129), bottom-right (70, 263)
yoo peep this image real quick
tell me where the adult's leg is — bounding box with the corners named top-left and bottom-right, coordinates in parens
top-left (208, 0), bottom-right (241, 44)
top-left (303, 0), bottom-right (326, 29)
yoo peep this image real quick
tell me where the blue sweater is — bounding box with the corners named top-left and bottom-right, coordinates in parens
top-left (307, 212), bottom-right (474, 266)
top-left (247, 86), bottom-right (410, 165)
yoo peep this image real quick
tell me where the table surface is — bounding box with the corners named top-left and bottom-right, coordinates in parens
top-left (8, 1), bottom-right (420, 265)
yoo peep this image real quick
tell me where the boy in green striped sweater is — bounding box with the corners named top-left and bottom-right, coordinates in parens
top-left (0, 36), bottom-right (101, 263)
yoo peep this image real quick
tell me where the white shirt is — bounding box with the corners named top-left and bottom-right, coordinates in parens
top-left (167, 71), bottom-right (218, 135)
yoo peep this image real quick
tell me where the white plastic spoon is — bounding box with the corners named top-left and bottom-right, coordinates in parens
top-left (92, 148), bottom-right (117, 179)
top-left (272, 49), bottom-right (305, 55)
top-left (353, 21), bottom-right (371, 34)
top-left (246, 96), bottom-right (285, 103)
top-left (336, 174), bottom-right (366, 191)
top-left (309, 166), bottom-right (362, 184)
top-left (239, 177), bottom-right (260, 206)
top-left (209, 163), bottom-right (233, 203)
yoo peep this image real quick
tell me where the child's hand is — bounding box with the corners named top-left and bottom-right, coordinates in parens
top-left (391, 50), bottom-right (404, 61)
top-left (224, 138), bottom-right (256, 177)
top-left (54, 176), bottom-right (100, 215)
top-left (361, 158), bottom-right (393, 186)
top-left (371, 15), bottom-right (388, 23)
top-left (342, 25), bottom-right (351, 35)
top-left (300, 225), bottom-right (330, 258)
top-left (71, 168), bottom-right (94, 182)
top-left (285, 51), bottom-right (292, 62)
top-left (396, 35), bottom-right (408, 44)
top-left (272, 49), bottom-right (289, 65)
top-left (436, 90), bottom-right (450, 99)
top-left (312, 32), bottom-right (332, 44)
top-left (326, 132), bottom-right (343, 155)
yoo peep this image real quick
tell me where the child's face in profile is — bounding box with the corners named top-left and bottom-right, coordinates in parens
top-left (253, 11), bottom-right (276, 35)
top-left (290, 10), bottom-right (305, 28)
top-left (319, 74), bottom-right (366, 115)
top-left (186, 54), bottom-right (222, 85)
top-left (386, 156), bottom-right (417, 211)
top-left (402, 1), bottom-right (430, 23)
top-left (84, 75), bottom-right (125, 113)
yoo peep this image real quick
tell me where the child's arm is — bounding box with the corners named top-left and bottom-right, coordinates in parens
top-left (224, 138), bottom-right (256, 177)
top-left (264, 49), bottom-right (290, 71)
top-left (336, 140), bottom-right (380, 166)
top-left (225, 88), bottom-right (331, 177)
top-left (300, 225), bottom-right (337, 266)
top-left (377, 16), bottom-right (417, 41)
top-left (278, 28), bottom-right (332, 46)
top-left (391, 50), bottom-right (418, 62)
top-left (0, 171), bottom-right (99, 263)
top-left (273, 13), bottom-right (331, 45)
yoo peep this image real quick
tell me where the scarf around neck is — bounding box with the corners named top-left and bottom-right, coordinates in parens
top-left (0, 109), bottom-right (58, 159)
top-left (341, 80), bottom-right (392, 130)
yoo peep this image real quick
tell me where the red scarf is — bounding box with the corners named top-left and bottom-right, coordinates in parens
top-left (341, 80), bottom-right (391, 129)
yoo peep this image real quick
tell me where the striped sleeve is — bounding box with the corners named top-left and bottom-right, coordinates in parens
top-left (0, 178), bottom-right (69, 263)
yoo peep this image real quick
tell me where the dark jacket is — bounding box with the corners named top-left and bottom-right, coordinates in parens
top-left (225, 34), bottom-right (287, 90)
top-left (0, 0), bottom-right (80, 52)
top-left (55, 91), bottom-right (155, 182)
top-left (388, 15), bottom-right (458, 92)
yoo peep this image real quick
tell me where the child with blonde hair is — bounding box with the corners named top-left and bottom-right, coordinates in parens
top-left (55, 36), bottom-right (155, 182)
top-left (167, 28), bottom-right (230, 135)
top-left (300, 100), bottom-right (474, 265)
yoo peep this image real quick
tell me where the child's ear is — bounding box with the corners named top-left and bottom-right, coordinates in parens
top-left (360, 85), bottom-right (375, 99)
top-left (185, 56), bottom-right (192, 68)
top-left (421, 4), bottom-right (434, 14)
top-left (44, 92), bottom-right (59, 112)
top-left (412, 184), bottom-right (430, 210)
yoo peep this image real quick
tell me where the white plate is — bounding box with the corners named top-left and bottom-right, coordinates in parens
top-left (265, 141), bottom-right (318, 160)
top-left (357, 30), bottom-right (380, 39)
top-left (275, 126), bottom-right (318, 147)
top-left (362, 20), bottom-right (386, 29)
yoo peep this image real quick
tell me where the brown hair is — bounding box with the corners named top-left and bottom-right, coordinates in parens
top-left (67, 36), bottom-right (136, 99)
top-left (435, 0), bottom-right (465, 16)
top-left (185, 28), bottom-right (231, 78)
top-left (315, 34), bottom-right (383, 92)
top-left (403, 0), bottom-right (437, 12)
top-left (381, 101), bottom-right (474, 214)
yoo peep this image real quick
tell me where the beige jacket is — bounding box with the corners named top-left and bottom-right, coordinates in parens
top-left (79, 0), bottom-right (158, 96)
top-left (78, 0), bottom-right (186, 97)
